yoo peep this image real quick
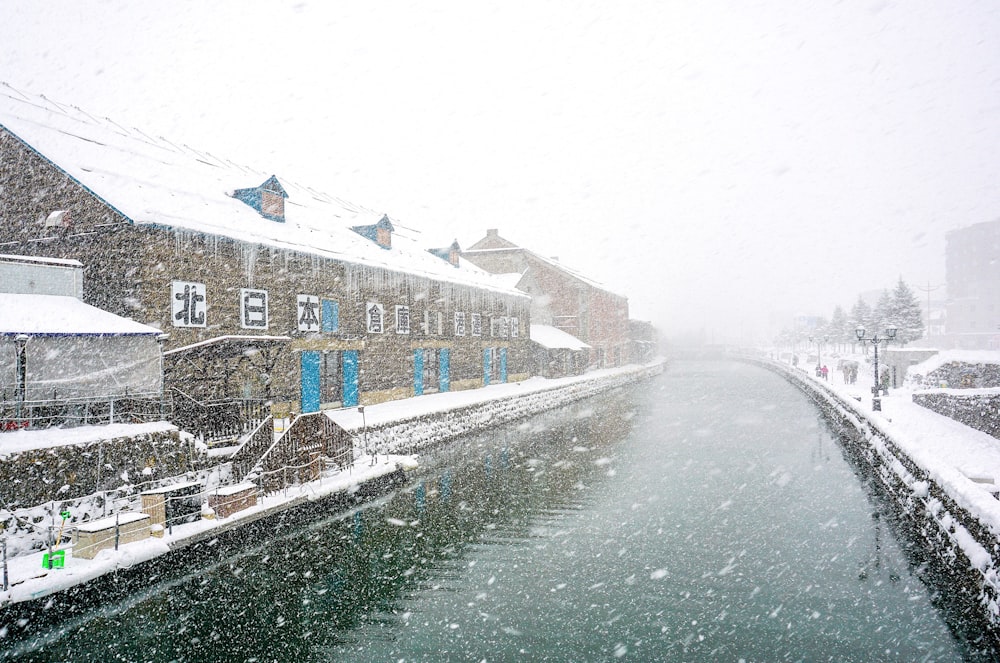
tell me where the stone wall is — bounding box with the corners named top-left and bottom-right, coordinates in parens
top-left (912, 391), bottom-right (1000, 440)
top-left (357, 363), bottom-right (663, 456)
top-left (916, 361), bottom-right (1000, 389)
top-left (0, 427), bottom-right (203, 509)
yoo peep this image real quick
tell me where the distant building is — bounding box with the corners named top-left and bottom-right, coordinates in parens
top-left (462, 229), bottom-right (630, 370)
top-left (944, 219), bottom-right (1000, 350)
top-left (628, 319), bottom-right (659, 364)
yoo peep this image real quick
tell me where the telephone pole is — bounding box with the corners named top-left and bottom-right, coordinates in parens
top-left (915, 281), bottom-right (944, 339)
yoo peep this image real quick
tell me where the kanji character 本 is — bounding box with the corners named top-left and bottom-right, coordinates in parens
top-left (297, 295), bottom-right (320, 332)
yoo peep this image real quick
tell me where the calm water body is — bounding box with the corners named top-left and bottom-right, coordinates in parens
top-left (3, 361), bottom-right (977, 661)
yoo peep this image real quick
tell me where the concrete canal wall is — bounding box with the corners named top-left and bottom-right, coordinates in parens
top-left (336, 362), bottom-right (665, 456)
top-left (756, 358), bottom-right (1000, 649)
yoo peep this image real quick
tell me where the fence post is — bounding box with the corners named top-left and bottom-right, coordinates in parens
top-left (114, 513), bottom-right (121, 551)
top-left (2, 537), bottom-right (8, 591)
top-left (47, 525), bottom-right (54, 570)
top-left (283, 466), bottom-right (288, 497)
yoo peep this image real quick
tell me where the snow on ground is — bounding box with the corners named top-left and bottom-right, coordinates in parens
top-left (910, 349), bottom-right (1000, 376)
top-left (0, 421), bottom-right (178, 455)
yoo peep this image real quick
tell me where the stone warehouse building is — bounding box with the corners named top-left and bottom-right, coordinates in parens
top-left (463, 229), bottom-right (630, 372)
top-left (0, 86), bottom-right (531, 431)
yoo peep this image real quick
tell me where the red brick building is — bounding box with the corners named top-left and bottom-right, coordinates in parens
top-left (463, 229), bottom-right (630, 371)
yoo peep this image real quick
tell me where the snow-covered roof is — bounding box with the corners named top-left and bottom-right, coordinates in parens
top-left (910, 350), bottom-right (1000, 375)
top-left (491, 272), bottom-right (527, 291)
top-left (0, 85), bottom-right (525, 299)
top-left (529, 324), bottom-right (590, 350)
top-left (0, 293), bottom-right (163, 336)
top-left (464, 243), bottom-right (622, 297)
top-left (163, 334), bottom-right (291, 357)
top-left (0, 253), bottom-right (83, 267)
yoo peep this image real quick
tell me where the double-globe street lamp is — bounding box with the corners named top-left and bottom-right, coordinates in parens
top-left (855, 325), bottom-right (897, 411)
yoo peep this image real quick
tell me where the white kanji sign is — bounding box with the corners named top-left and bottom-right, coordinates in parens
top-left (367, 302), bottom-right (384, 333)
top-left (395, 305), bottom-right (410, 334)
top-left (297, 294), bottom-right (320, 332)
top-left (241, 289), bottom-right (268, 329)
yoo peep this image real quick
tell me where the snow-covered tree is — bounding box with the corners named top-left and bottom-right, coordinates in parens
top-left (850, 296), bottom-right (874, 351)
top-left (887, 277), bottom-right (924, 345)
top-left (828, 305), bottom-right (851, 350)
top-left (873, 289), bottom-right (893, 335)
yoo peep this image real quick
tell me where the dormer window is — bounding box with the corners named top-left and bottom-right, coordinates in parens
top-left (351, 214), bottom-right (394, 249)
top-left (428, 240), bottom-right (461, 267)
top-left (232, 175), bottom-right (288, 223)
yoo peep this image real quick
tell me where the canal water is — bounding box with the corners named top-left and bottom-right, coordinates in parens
top-left (1, 361), bottom-right (981, 661)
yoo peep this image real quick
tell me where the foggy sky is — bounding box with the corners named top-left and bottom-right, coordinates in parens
top-left (4, 0), bottom-right (1000, 343)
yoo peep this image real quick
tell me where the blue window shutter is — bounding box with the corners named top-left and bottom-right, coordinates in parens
top-left (414, 349), bottom-right (424, 395)
top-left (322, 300), bottom-right (339, 332)
top-left (300, 351), bottom-right (321, 413)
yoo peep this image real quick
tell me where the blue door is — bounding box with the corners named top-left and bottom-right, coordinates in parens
top-left (300, 351), bottom-right (321, 413)
top-left (414, 349), bottom-right (424, 396)
top-left (343, 350), bottom-right (359, 407)
top-left (500, 347), bottom-right (508, 383)
top-left (439, 348), bottom-right (450, 392)
top-left (483, 348), bottom-right (492, 386)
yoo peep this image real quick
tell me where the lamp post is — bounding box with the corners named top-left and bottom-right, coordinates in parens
top-left (855, 325), bottom-right (897, 411)
top-left (808, 335), bottom-right (828, 378)
top-left (157, 333), bottom-right (169, 420)
top-left (14, 334), bottom-right (29, 423)
top-left (358, 405), bottom-right (371, 465)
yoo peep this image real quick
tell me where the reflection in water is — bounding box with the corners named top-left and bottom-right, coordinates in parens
top-left (2, 364), bottom-right (981, 661)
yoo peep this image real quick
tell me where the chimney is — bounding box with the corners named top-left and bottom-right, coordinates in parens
top-left (487, 228), bottom-right (498, 238)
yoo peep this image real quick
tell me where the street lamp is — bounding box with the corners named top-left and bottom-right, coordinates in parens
top-left (855, 325), bottom-right (897, 411)
top-left (358, 405), bottom-right (372, 465)
top-left (157, 333), bottom-right (169, 419)
top-left (14, 334), bottom-right (29, 423)
top-left (808, 335), bottom-right (828, 378)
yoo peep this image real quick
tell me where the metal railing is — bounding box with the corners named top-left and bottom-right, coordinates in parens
top-left (168, 389), bottom-right (273, 444)
top-left (249, 412), bottom-right (353, 493)
top-left (230, 415), bottom-right (276, 480)
top-left (0, 390), bottom-right (164, 431)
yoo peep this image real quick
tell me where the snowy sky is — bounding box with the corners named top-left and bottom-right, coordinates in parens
top-left (4, 0), bottom-right (1000, 342)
